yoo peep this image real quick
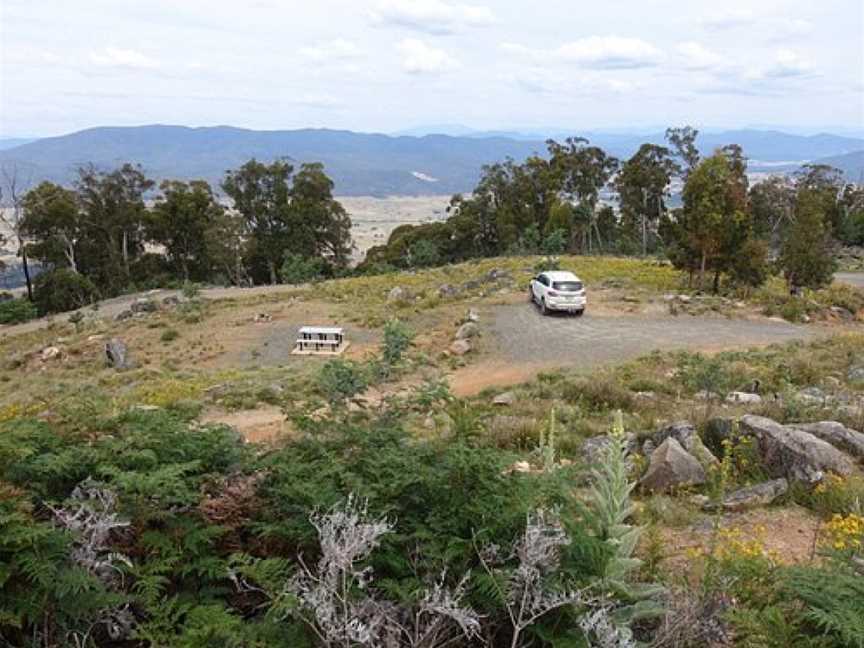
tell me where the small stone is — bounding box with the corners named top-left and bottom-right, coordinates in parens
top-left (455, 322), bottom-right (480, 340)
top-left (466, 308), bottom-right (480, 323)
top-left (253, 312), bottom-right (272, 323)
top-left (449, 339), bottom-right (471, 356)
top-left (493, 391), bottom-right (515, 406)
top-left (726, 391), bottom-right (763, 405)
top-left (508, 461), bottom-right (532, 474)
top-left (388, 286), bottom-right (407, 302)
top-left (41, 346), bottom-right (62, 361)
top-left (705, 478), bottom-right (788, 512)
top-left (677, 294), bottom-right (692, 304)
top-left (162, 296), bottom-right (181, 306)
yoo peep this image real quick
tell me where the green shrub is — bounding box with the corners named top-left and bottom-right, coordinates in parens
top-left (407, 239), bottom-right (440, 268)
top-left (160, 328), bottom-right (180, 343)
top-left (381, 318), bottom-right (414, 366)
top-left (280, 253), bottom-right (326, 285)
top-left (33, 268), bottom-right (100, 315)
top-left (316, 359), bottom-right (368, 405)
top-left (0, 297), bottom-right (38, 324)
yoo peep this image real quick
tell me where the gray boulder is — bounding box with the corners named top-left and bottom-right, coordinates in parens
top-left (705, 478), bottom-right (788, 512)
top-left (162, 295), bottom-right (181, 306)
top-left (437, 284), bottom-right (458, 298)
top-left (465, 308), bottom-right (480, 323)
top-left (449, 339), bottom-right (471, 356)
top-left (654, 421), bottom-right (718, 467)
top-left (640, 438), bottom-right (706, 493)
top-left (105, 338), bottom-right (133, 370)
top-left (130, 298), bottom-right (157, 314)
top-left (581, 434), bottom-right (637, 465)
top-left (796, 386), bottom-right (828, 405)
top-left (387, 286), bottom-right (407, 303)
top-left (848, 367), bottom-right (864, 385)
top-left (739, 415), bottom-right (855, 483)
top-left (455, 322), bottom-right (480, 340)
top-left (114, 309), bottom-right (134, 321)
top-left (790, 421), bottom-right (864, 460)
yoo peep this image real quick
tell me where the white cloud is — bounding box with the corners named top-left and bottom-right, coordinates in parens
top-left (299, 39), bottom-right (363, 62)
top-left (775, 18), bottom-right (813, 38)
top-left (89, 48), bottom-right (160, 70)
top-left (701, 8), bottom-right (757, 30)
top-left (371, 0), bottom-right (494, 34)
top-left (397, 38), bottom-right (459, 74)
top-left (677, 41), bottom-right (725, 71)
top-left (503, 36), bottom-right (664, 70)
top-left (701, 10), bottom-right (814, 40)
top-left (745, 48), bottom-right (814, 80)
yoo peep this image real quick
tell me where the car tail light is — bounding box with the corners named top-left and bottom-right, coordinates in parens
top-left (547, 290), bottom-right (559, 297)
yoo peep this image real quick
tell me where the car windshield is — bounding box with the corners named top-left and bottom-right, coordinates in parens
top-left (552, 281), bottom-right (582, 292)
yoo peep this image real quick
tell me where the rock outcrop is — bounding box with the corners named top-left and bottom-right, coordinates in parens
top-left (789, 421), bottom-right (864, 460)
top-left (739, 415), bottom-right (855, 483)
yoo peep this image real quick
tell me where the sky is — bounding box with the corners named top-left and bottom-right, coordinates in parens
top-left (1, 0), bottom-right (863, 137)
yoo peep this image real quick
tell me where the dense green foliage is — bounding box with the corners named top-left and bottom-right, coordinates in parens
top-left (0, 296), bottom-right (37, 324)
top-left (15, 159), bottom-right (352, 313)
top-left (32, 267), bottom-right (100, 315)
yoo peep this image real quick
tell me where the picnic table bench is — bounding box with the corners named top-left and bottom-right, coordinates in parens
top-left (293, 326), bottom-right (349, 355)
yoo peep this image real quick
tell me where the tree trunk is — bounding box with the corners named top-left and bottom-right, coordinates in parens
top-left (698, 252), bottom-right (707, 289)
top-left (268, 260), bottom-right (277, 285)
top-left (19, 236), bottom-right (33, 301)
top-left (713, 270), bottom-right (720, 294)
top-left (121, 231), bottom-right (130, 278)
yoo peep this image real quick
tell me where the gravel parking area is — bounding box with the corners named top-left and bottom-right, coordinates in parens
top-left (490, 304), bottom-right (818, 367)
top-left (836, 272), bottom-right (864, 288)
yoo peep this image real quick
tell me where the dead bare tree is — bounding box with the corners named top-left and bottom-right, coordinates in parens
top-left (475, 509), bottom-right (592, 648)
top-left (0, 162), bottom-right (34, 300)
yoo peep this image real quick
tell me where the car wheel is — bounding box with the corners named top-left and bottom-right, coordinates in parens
top-left (574, 309), bottom-right (585, 317)
top-left (528, 286), bottom-right (535, 303)
top-left (540, 299), bottom-right (548, 316)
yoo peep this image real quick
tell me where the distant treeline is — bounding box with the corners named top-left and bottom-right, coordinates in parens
top-left (362, 127), bottom-right (864, 292)
top-left (1, 126), bottom-right (863, 317)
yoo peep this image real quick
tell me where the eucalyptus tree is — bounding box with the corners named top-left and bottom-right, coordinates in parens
top-left (615, 144), bottom-right (678, 255)
top-left (547, 137), bottom-right (619, 253)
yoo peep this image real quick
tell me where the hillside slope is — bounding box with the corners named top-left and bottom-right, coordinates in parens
top-left (0, 125), bottom-right (545, 196)
top-left (1, 125), bottom-right (861, 195)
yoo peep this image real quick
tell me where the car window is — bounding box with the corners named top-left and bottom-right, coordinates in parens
top-left (552, 281), bottom-right (583, 291)
top-left (536, 274), bottom-right (547, 286)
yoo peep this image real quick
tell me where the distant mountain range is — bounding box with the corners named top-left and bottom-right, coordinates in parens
top-left (0, 125), bottom-right (861, 196)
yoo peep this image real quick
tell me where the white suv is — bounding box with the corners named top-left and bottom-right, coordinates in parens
top-left (529, 271), bottom-right (586, 316)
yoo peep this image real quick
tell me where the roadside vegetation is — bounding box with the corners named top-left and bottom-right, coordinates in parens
top-left (1, 124), bottom-right (863, 646)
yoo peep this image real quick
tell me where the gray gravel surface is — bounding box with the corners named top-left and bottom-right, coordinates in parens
top-left (490, 304), bottom-right (818, 366)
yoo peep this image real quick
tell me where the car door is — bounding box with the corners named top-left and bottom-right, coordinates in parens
top-left (533, 274), bottom-right (547, 301)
